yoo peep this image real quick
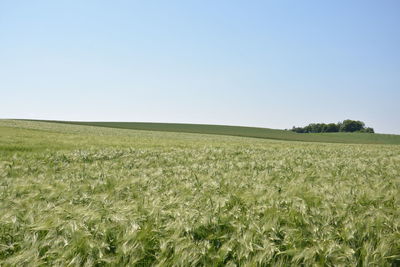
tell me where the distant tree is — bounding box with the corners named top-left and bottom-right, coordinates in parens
top-left (325, 123), bottom-right (339, 132)
top-left (340, 120), bottom-right (365, 132)
top-left (302, 123), bottom-right (336, 133)
top-left (336, 121), bottom-right (343, 131)
top-left (291, 119), bottom-right (373, 134)
top-left (313, 123), bottom-right (325, 133)
top-left (304, 124), bottom-right (315, 133)
top-left (291, 126), bottom-right (305, 133)
top-left (360, 127), bottom-right (374, 133)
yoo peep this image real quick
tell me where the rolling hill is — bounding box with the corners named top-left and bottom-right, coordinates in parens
top-left (31, 120), bottom-right (400, 145)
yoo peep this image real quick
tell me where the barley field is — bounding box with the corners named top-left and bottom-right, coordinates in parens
top-left (0, 120), bottom-right (399, 266)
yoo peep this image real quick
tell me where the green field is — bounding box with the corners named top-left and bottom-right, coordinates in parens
top-left (1, 120), bottom-right (400, 266)
top-left (32, 119), bottom-right (400, 145)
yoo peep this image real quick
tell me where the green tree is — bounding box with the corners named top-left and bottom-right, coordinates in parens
top-left (360, 127), bottom-right (374, 133)
top-left (291, 120), bottom-right (373, 134)
top-left (325, 123), bottom-right (339, 132)
top-left (340, 120), bottom-right (365, 132)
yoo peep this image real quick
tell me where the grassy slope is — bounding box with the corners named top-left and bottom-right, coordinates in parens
top-left (33, 120), bottom-right (400, 145)
top-left (0, 120), bottom-right (400, 266)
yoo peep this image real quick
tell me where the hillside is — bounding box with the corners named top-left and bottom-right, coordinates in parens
top-left (32, 120), bottom-right (400, 145)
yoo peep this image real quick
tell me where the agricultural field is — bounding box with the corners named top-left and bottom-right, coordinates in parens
top-left (33, 120), bottom-right (400, 145)
top-left (0, 120), bottom-right (399, 266)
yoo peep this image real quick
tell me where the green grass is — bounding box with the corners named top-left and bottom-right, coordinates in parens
top-left (31, 119), bottom-right (400, 145)
top-left (0, 120), bottom-right (399, 266)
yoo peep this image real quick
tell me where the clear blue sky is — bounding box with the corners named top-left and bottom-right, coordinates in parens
top-left (1, 1), bottom-right (399, 134)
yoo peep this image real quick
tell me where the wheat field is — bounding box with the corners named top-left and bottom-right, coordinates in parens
top-left (0, 120), bottom-right (399, 266)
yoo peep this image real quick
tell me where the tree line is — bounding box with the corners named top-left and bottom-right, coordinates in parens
top-left (291, 120), bottom-right (374, 133)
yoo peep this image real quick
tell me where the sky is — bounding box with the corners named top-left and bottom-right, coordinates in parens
top-left (1, 1), bottom-right (399, 134)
